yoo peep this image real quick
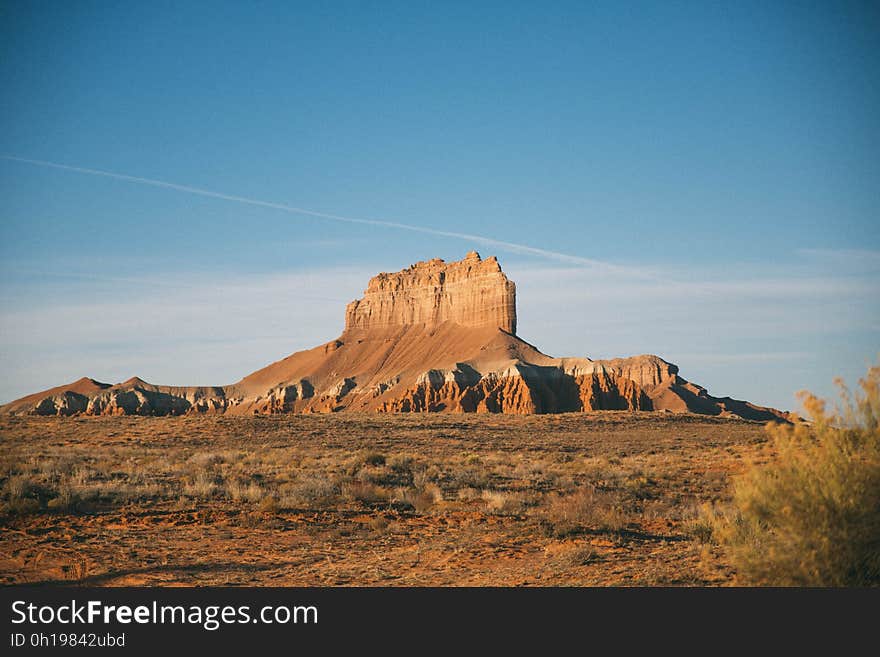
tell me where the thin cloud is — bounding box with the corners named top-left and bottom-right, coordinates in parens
top-left (1, 154), bottom-right (654, 278)
top-left (511, 265), bottom-right (879, 302)
top-left (797, 248), bottom-right (880, 273)
top-left (0, 259), bottom-right (876, 410)
top-left (1, 268), bottom-right (354, 302)
top-left (798, 247), bottom-right (880, 261)
top-left (668, 352), bottom-right (811, 364)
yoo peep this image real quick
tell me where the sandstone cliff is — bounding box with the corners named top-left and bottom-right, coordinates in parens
top-left (0, 253), bottom-right (793, 422)
top-left (344, 251), bottom-right (516, 334)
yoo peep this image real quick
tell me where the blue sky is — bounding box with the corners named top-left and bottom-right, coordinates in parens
top-left (1, 1), bottom-right (878, 411)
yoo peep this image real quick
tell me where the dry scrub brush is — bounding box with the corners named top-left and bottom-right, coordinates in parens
top-left (709, 363), bottom-right (880, 586)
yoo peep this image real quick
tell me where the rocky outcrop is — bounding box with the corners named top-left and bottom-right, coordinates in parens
top-left (84, 388), bottom-right (191, 416)
top-left (378, 363), bottom-right (653, 414)
top-left (0, 253), bottom-right (793, 422)
top-left (32, 391), bottom-right (90, 416)
top-left (260, 380), bottom-right (315, 414)
top-left (344, 251), bottom-right (517, 334)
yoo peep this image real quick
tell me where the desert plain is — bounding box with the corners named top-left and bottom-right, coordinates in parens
top-left (0, 411), bottom-right (770, 586)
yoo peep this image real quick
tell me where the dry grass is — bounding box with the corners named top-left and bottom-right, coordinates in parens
top-left (540, 486), bottom-right (627, 537)
top-left (278, 476), bottom-right (338, 509)
top-left (0, 411), bottom-right (776, 586)
top-left (341, 481), bottom-right (391, 505)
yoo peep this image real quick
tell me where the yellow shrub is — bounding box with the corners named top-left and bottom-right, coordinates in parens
top-left (712, 364), bottom-right (880, 586)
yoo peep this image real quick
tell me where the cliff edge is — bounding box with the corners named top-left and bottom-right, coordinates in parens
top-left (344, 251), bottom-right (516, 334)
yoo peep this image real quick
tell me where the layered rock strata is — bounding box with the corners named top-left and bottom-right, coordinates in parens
top-left (0, 253), bottom-right (792, 422)
top-left (345, 251), bottom-right (516, 333)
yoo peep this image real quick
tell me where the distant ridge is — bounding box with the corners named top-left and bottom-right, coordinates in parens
top-left (0, 252), bottom-right (793, 422)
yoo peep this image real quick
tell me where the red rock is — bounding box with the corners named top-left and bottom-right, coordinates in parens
top-left (0, 253), bottom-right (792, 422)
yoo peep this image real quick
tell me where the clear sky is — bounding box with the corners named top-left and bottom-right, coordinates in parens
top-left (1, 1), bottom-right (878, 411)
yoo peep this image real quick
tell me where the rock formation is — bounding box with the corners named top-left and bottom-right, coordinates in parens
top-left (0, 253), bottom-right (793, 422)
top-left (345, 251), bottom-right (516, 334)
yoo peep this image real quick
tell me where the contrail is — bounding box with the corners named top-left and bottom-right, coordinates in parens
top-left (1, 154), bottom-right (648, 276)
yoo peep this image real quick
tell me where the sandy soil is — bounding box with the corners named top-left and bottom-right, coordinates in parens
top-left (0, 412), bottom-right (769, 586)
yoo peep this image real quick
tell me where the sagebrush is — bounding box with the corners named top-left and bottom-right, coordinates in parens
top-left (710, 364), bottom-right (880, 586)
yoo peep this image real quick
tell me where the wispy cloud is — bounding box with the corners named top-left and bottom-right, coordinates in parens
top-left (0, 156), bottom-right (880, 406)
top-left (0, 267), bottom-right (374, 401)
top-left (798, 247), bottom-right (880, 260)
top-left (1, 154), bottom-right (654, 277)
top-left (509, 263), bottom-right (878, 302)
top-left (1, 219), bottom-right (878, 410)
top-left (667, 352), bottom-right (811, 364)
top-left (796, 247), bottom-right (880, 273)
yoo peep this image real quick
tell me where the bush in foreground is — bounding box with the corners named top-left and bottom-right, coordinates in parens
top-left (710, 363), bottom-right (880, 586)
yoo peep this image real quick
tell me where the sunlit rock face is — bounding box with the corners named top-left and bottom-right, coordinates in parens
top-left (0, 253), bottom-right (793, 422)
top-left (344, 251), bottom-right (517, 334)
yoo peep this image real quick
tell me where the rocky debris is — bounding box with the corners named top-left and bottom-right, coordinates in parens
top-left (371, 377), bottom-right (401, 398)
top-left (0, 253), bottom-right (793, 422)
top-left (258, 380), bottom-right (315, 414)
top-left (325, 377), bottom-right (357, 401)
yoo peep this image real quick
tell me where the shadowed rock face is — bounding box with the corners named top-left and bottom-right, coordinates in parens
top-left (0, 253), bottom-right (793, 422)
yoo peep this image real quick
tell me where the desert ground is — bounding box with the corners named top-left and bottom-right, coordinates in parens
top-left (0, 412), bottom-right (771, 586)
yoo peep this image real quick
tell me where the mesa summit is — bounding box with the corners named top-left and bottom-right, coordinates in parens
top-left (1, 252), bottom-right (792, 421)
